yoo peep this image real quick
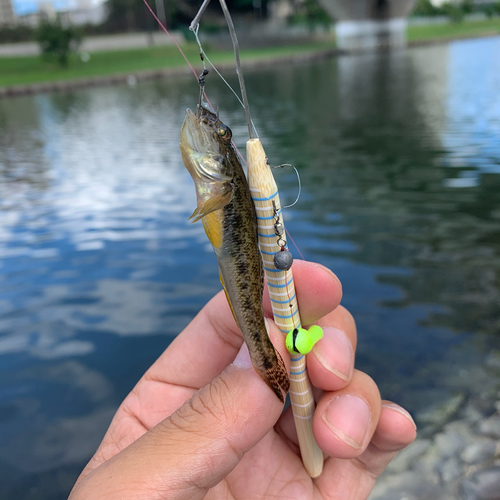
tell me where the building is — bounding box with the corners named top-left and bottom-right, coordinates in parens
top-left (67, 3), bottom-right (106, 26)
top-left (0, 0), bottom-right (16, 26)
top-left (321, 0), bottom-right (418, 50)
top-left (18, 0), bottom-right (106, 27)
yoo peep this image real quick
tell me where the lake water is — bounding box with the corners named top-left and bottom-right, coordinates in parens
top-left (1, 37), bottom-right (499, 499)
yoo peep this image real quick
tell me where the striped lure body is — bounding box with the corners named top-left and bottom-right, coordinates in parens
top-left (179, 106), bottom-right (289, 402)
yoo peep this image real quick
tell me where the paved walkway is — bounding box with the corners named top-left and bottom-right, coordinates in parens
top-left (0, 31), bottom-right (185, 57)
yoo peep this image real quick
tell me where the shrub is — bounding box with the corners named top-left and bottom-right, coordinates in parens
top-left (442, 3), bottom-right (465, 23)
top-left (412, 0), bottom-right (442, 17)
top-left (483, 2), bottom-right (500, 17)
top-left (288, 0), bottom-right (332, 29)
top-left (0, 24), bottom-right (35, 43)
top-left (36, 16), bottom-right (82, 68)
top-left (413, 0), bottom-right (480, 20)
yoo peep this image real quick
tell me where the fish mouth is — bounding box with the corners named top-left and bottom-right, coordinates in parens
top-left (181, 108), bottom-right (219, 155)
top-left (181, 109), bottom-right (199, 150)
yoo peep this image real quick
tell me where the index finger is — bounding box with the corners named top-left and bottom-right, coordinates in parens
top-left (147, 260), bottom-right (343, 390)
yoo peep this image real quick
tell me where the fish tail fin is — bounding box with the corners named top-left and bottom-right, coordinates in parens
top-left (256, 350), bottom-right (290, 404)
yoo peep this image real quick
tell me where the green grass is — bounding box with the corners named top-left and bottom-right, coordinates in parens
top-left (0, 40), bottom-right (335, 88)
top-left (1, 18), bottom-right (500, 88)
top-left (407, 17), bottom-right (500, 42)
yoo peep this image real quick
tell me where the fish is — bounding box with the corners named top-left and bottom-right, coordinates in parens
top-left (179, 104), bottom-right (290, 403)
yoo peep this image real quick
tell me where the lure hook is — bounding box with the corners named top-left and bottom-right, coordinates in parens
top-left (271, 164), bottom-right (302, 209)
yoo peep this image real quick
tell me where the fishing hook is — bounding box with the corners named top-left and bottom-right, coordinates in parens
top-left (272, 164), bottom-right (302, 209)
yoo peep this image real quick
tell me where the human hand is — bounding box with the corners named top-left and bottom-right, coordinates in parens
top-left (69, 260), bottom-right (416, 500)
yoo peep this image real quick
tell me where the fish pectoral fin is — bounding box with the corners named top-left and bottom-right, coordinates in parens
top-left (255, 349), bottom-right (290, 404)
top-left (189, 186), bottom-right (233, 223)
top-left (188, 206), bottom-right (203, 222)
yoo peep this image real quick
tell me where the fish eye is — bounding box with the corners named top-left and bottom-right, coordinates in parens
top-left (217, 125), bottom-right (232, 141)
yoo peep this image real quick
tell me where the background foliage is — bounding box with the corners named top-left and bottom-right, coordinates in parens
top-left (36, 16), bottom-right (82, 67)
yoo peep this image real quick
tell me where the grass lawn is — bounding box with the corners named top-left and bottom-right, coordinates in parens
top-left (0, 40), bottom-right (335, 88)
top-left (1, 17), bottom-right (500, 88)
top-left (407, 17), bottom-right (500, 42)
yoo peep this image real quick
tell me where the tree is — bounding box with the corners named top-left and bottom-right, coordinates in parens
top-left (36, 16), bottom-right (81, 68)
top-left (103, 0), bottom-right (276, 33)
top-left (442, 2), bottom-right (464, 23)
top-left (412, 0), bottom-right (474, 19)
top-left (104, 0), bottom-right (187, 32)
top-left (412, 0), bottom-right (442, 17)
top-left (288, 0), bottom-right (332, 28)
top-left (483, 1), bottom-right (500, 18)
top-left (104, 0), bottom-right (147, 32)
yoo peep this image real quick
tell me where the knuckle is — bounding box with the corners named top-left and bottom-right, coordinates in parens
top-left (162, 373), bottom-right (233, 438)
top-left (352, 369), bottom-right (381, 401)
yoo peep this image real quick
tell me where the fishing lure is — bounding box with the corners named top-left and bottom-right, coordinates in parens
top-left (246, 139), bottom-right (324, 477)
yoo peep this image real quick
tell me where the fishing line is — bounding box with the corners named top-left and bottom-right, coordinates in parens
top-left (143, 0), bottom-right (304, 257)
top-left (141, 0), bottom-right (214, 117)
top-left (285, 228), bottom-right (305, 261)
top-left (142, 0), bottom-right (250, 164)
top-left (191, 25), bottom-right (259, 139)
top-left (286, 278), bottom-right (299, 327)
top-left (218, 0), bottom-right (254, 140)
top-left (142, 0), bottom-right (198, 80)
top-left (271, 202), bottom-right (299, 324)
top-left (193, 26), bottom-right (207, 72)
top-left (271, 164), bottom-right (305, 261)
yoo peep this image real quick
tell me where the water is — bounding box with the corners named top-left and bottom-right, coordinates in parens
top-left (0, 36), bottom-right (499, 499)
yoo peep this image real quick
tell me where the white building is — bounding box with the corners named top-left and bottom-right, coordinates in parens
top-left (39, 1), bottom-right (57, 19)
top-left (18, 0), bottom-right (106, 27)
top-left (0, 0), bottom-right (16, 26)
top-left (67, 3), bottom-right (106, 25)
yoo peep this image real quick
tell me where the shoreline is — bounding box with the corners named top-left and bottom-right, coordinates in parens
top-left (1, 47), bottom-right (342, 99)
top-left (0, 32), bottom-right (498, 99)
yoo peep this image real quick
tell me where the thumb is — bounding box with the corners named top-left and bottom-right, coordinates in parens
top-left (71, 329), bottom-right (287, 500)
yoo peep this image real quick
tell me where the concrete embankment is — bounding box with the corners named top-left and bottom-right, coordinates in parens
top-left (0, 46), bottom-right (342, 99)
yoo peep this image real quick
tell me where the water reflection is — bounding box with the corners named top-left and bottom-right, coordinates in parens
top-left (242, 37), bottom-right (500, 412)
top-left (0, 37), bottom-right (500, 499)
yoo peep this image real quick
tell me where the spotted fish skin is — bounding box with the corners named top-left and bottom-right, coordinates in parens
top-left (180, 105), bottom-right (289, 402)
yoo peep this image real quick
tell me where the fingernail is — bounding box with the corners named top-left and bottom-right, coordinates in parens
top-left (382, 402), bottom-right (417, 430)
top-left (312, 327), bottom-right (353, 381)
top-left (233, 343), bottom-right (252, 369)
top-left (322, 395), bottom-right (371, 449)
